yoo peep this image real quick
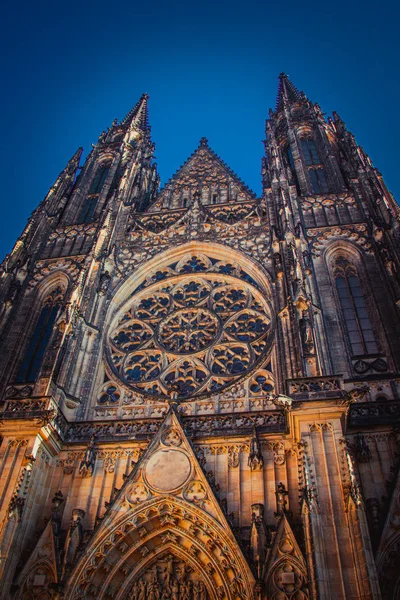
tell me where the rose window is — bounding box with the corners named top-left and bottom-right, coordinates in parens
top-left (107, 268), bottom-right (273, 400)
top-left (158, 308), bottom-right (219, 353)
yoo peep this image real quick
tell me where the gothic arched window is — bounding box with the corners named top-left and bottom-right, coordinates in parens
top-left (301, 138), bottom-right (320, 166)
top-left (334, 258), bottom-right (378, 356)
top-left (284, 146), bottom-right (300, 194)
top-left (15, 288), bottom-right (64, 383)
top-left (300, 137), bottom-right (329, 194)
top-left (78, 164), bottom-right (110, 223)
top-left (89, 164), bottom-right (110, 195)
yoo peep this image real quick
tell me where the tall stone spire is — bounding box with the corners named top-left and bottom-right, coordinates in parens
top-left (121, 92), bottom-right (150, 134)
top-left (275, 73), bottom-right (304, 111)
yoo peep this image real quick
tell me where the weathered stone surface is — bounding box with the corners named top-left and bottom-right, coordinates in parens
top-left (0, 76), bottom-right (398, 599)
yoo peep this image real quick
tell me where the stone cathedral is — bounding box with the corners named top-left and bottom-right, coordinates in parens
top-left (1, 73), bottom-right (400, 600)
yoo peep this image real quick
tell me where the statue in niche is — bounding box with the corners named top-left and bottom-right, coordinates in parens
top-left (275, 481), bottom-right (289, 516)
top-left (299, 311), bottom-right (315, 356)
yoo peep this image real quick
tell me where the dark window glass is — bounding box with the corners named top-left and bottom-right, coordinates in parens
top-left (300, 138), bottom-right (330, 194)
top-left (183, 198), bottom-right (187, 208)
top-left (78, 196), bottom-right (98, 224)
top-left (309, 168), bottom-right (329, 194)
top-left (286, 147), bottom-right (295, 171)
top-left (89, 165), bottom-right (110, 195)
top-left (15, 302), bottom-right (60, 382)
top-left (335, 274), bottom-right (378, 356)
top-left (285, 146), bottom-right (301, 193)
top-left (301, 139), bottom-right (321, 166)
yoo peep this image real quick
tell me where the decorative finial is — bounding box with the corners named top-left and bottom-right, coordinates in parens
top-left (168, 383), bottom-right (181, 408)
top-left (199, 137), bottom-right (208, 147)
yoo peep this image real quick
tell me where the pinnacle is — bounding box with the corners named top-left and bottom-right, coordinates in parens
top-left (68, 146), bottom-right (83, 164)
top-left (121, 93), bottom-right (151, 133)
top-left (199, 137), bottom-right (209, 147)
top-left (275, 73), bottom-right (303, 111)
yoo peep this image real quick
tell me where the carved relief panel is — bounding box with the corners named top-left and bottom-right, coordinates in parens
top-left (124, 554), bottom-right (209, 600)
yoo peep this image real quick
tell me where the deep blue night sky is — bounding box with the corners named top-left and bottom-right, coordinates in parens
top-left (1, 0), bottom-right (398, 260)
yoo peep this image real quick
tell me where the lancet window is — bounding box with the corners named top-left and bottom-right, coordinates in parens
top-left (284, 146), bottom-right (300, 194)
top-left (89, 164), bottom-right (110, 194)
top-left (15, 287), bottom-right (64, 383)
top-left (300, 137), bottom-right (329, 194)
top-left (78, 163), bottom-right (110, 223)
top-left (334, 257), bottom-right (378, 356)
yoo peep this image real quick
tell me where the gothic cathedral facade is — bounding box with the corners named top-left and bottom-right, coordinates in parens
top-left (0, 74), bottom-right (400, 599)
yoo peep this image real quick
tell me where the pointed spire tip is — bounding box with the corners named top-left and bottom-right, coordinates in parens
top-left (275, 72), bottom-right (303, 112)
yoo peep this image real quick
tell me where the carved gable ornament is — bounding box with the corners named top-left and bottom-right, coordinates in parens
top-left (263, 514), bottom-right (309, 600)
top-left (64, 408), bottom-right (255, 600)
top-left (149, 139), bottom-right (257, 213)
top-left (14, 520), bottom-right (58, 599)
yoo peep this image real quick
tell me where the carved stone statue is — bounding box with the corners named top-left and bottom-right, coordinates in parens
top-left (299, 311), bottom-right (315, 356)
top-left (248, 427), bottom-right (263, 470)
top-left (128, 557), bottom-right (208, 600)
top-left (98, 270), bottom-right (111, 295)
top-left (79, 436), bottom-right (96, 477)
top-left (275, 482), bottom-right (289, 515)
top-left (354, 432), bottom-right (372, 463)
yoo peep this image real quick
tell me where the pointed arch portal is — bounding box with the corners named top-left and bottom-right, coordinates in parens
top-left (65, 409), bottom-right (255, 600)
top-left (66, 496), bottom-right (253, 599)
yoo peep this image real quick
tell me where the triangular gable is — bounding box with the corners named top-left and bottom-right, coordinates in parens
top-left (102, 404), bottom-right (243, 535)
top-left (149, 138), bottom-right (257, 212)
top-left (15, 520), bottom-right (58, 593)
top-left (376, 466), bottom-right (400, 569)
top-left (65, 406), bottom-right (255, 599)
top-left (263, 514), bottom-right (309, 598)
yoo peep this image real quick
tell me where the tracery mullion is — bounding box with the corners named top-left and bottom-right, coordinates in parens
top-left (108, 263), bottom-right (273, 400)
top-left (344, 274), bottom-right (367, 354)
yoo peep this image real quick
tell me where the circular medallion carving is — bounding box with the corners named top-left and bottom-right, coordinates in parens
top-left (127, 483), bottom-right (149, 504)
top-left (183, 480), bottom-right (207, 502)
top-left (145, 449), bottom-right (191, 491)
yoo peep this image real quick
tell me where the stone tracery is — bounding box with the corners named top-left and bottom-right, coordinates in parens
top-left (107, 255), bottom-right (274, 400)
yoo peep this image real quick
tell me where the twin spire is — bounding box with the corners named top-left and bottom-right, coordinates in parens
top-left (121, 73), bottom-right (302, 137)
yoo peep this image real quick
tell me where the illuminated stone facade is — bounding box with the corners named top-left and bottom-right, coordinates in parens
top-left (0, 75), bottom-right (400, 599)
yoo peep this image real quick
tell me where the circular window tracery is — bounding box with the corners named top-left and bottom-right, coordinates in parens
top-left (158, 307), bottom-right (219, 353)
top-left (107, 270), bottom-right (274, 401)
